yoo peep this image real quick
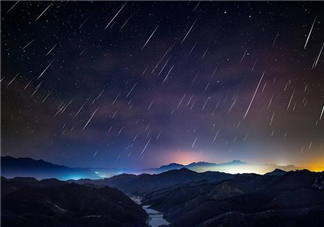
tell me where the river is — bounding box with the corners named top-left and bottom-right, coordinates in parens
top-left (143, 205), bottom-right (169, 227)
top-left (130, 196), bottom-right (169, 227)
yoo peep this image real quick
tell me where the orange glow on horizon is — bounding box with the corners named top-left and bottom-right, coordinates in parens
top-left (168, 150), bottom-right (215, 165)
top-left (300, 157), bottom-right (324, 172)
top-left (161, 150), bottom-right (324, 174)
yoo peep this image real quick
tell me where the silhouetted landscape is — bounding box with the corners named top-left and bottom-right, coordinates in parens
top-left (2, 156), bottom-right (324, 227)
top-left (1, 176), bottom-right (148, 227)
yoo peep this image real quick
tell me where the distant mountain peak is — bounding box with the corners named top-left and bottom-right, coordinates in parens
top-left (186, 161), bottom-right (214, 167)
top-left (265, 168), bottom-right (287, 176)
top-left (228, 160), bottom-right (246, 164)
top-left (160, 163), bottom-right (184, 168)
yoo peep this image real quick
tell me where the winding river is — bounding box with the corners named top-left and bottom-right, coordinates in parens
top-left (130, 196), bottom-right (169, 227)
top-left (143, 205), bottom-right (169, 227)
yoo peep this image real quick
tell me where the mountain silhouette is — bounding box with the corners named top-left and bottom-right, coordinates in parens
top-left (1, 156), bottom-right (99, 180)
top-left (146, 160), bottom-right (296, 174)
top-left (1, 176), bottom-right (148, 227)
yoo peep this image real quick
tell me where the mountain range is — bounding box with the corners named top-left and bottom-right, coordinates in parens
top-left (1, 156), bottom-right (298, 180)
top-left (1, 156), bottom-right (100, 180)
top-left (145, 160), bottom-right (298, 174)
top-left (67, 168), bottom-right (324, 227)
top-left (68, 168), bottom-right (234, 196)
top-left (1, 156), bottom-right (324, 227)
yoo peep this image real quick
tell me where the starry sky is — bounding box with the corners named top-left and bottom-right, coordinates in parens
top-left (1, 1), bottom-right (324, 171)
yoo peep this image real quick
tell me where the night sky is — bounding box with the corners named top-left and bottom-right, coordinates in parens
top-left (1, 1), bottom-right (324, 171)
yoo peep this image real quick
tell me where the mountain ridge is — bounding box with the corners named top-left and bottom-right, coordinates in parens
top-left (146, 159), bottom-right (297, 174)
top-left (1, 156), bottom-right (299, 180)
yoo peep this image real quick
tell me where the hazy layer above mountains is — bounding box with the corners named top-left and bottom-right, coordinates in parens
top-left (145, 160), bottom-right (297, 174)
top-left (1, 156), bottom-right (298, 180)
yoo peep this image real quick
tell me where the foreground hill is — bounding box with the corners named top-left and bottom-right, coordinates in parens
top-left (1, 177), bottom-right (148, 227)
top-left (141, 170), bottom-right (324, 227)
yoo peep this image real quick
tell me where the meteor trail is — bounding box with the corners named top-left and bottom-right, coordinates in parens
top-left (243, 71), bottom-right (265, 119)
top-left (140, 138), bottom-right (152, 156)
top-left (82, 108), bottom-right (99, 131)
top-left (6, 0), bottom-right (20, 14)
top-left (212, 128), bottom-right (221, 143)
top-left (35, 2), bottom-right (53, 21)
top-left (181, 18), bottom-right (198, 44)
top-left (312, 42), bottom-right (324, 69)
top-left (79, 18), bottom-right (88, 29)
top-left (162, 64), bottom-right (175, 84)
top-left (22, 40), bottom-right (34, 50)
top-left (7, 73), bottom-right (20, 87)
top-left (38, 59), bottom-right (55, 79)
top-left (74, 99), bottom-right (88, 118)
top-left (104, 2), bottom-right (127, 30)
top-left (304, 17), bottom-right (316, 49)
top-left (141, 25), bottom-right (159, 50)
top-left (45, 44), bottom-right (57, 56)
top-left (126, 83), bottom-right (137, 98)
top-left (192, 137), bottom-right (198, 148)
top-left (240, 48), bottom-right (248, 63)
top-left (272, 32), bottom-right (279, 47)
top-left (287, 89), bottom-right (295, 110)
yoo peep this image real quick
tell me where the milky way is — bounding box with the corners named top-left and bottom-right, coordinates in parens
top-left (1, 1), bottom-right (323, 170)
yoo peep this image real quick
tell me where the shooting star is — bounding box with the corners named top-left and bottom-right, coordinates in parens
top-left (141, 25), bottom-right (159, 50)
top-left (319, 104), bottom-right (324, 120)
top-left (22, 40), bottom-right (34, 50)
top-left (212, 128), bottom-right (221, 143)
top-left (192, 137), bottom-right (198, 148)
top-left (240, 48), bottom-right (248, 63)
top-left (287, 89), bottom-right (295, 110)
top-left (243, 71), bottom-right (265, 119)
top-left (35, 1), bottom-right (53, 21)
top-left (270, 111), bottom-right (275, 126)
top-left (104, 2), bottom-right (127, 30)
top-left (6, 0), bottom-right (20, 14)
top-left (312, 42), bottom-right (324, 69)
top-left (272, 32), bottom-right (279, 47)
top-left (140, 138), bottom-right (152, 156)
top-left (82, 108), bottom-right (99, 131)
top-left (304, 17), bottom-right (317, 49)
top-left (162, 64), bottom-right (175, 84)
top-left (7, 73), bottom-right (20, 87)
top-left (79, 18), bottom-right (88, 29)
top-left (38, 59), bottom-right (55, 79)
top-left (45, 43), bottom-right (57, 56)
top-left (181, 18), bottom-right (198, 44)
top-left (42, 91), bottom-right (52, 103)
top-left (126, 83), bottom-right (137, 98)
